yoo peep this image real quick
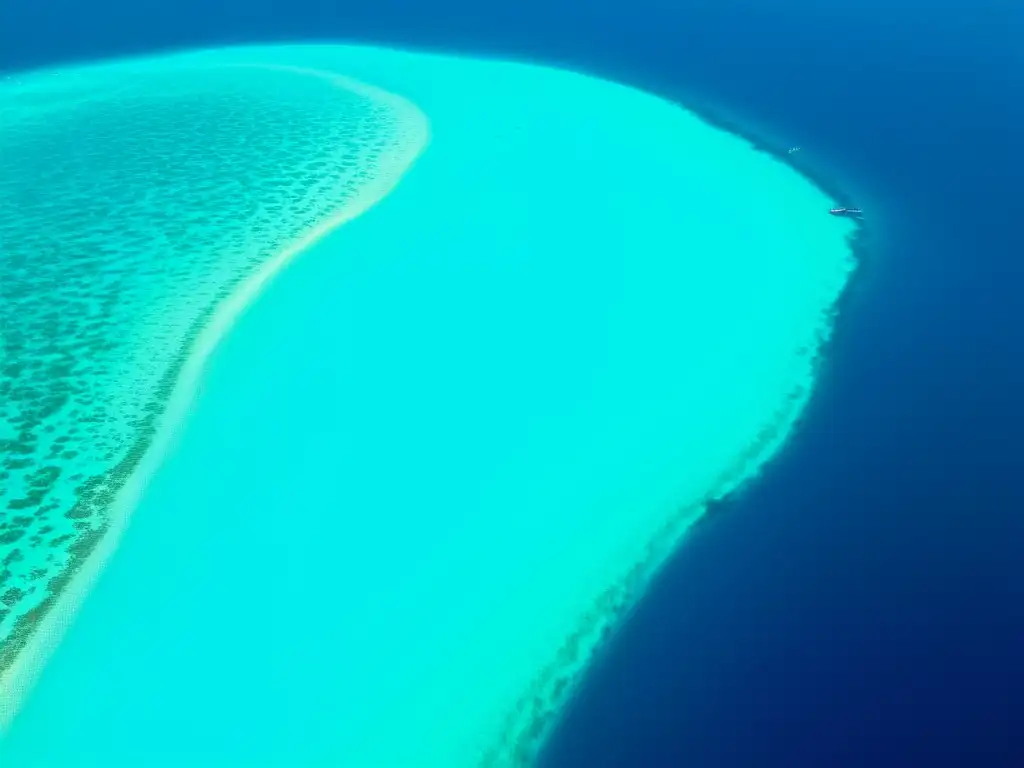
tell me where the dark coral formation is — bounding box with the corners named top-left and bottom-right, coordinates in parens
top-left (0, 58), bottom-right (412, 676)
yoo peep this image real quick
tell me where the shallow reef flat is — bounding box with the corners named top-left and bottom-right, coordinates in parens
top-left (0, 50), bottom-right (428, 720)
top-left (0, 44), bottom-right (857, 767)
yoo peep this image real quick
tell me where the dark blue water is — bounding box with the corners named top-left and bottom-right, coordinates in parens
top-left (4, 1), bottom-right (1022, 765)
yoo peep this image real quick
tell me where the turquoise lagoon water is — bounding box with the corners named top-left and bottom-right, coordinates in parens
top-left (0, 48), bottom-right (426, 717)
top-left (0, 44), bottom-right (856, 766)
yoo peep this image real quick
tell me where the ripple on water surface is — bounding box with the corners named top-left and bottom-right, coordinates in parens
top-left (0, 44), bottom-right (857, 767)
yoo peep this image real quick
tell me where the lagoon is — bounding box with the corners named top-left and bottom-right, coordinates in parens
top-left (0, 44), bottom-right (855, 766)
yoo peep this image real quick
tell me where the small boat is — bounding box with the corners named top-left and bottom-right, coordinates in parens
top-left (829, 206), bottom-right (863, 219)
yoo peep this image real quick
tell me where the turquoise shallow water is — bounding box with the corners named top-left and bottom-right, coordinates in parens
top-left (0, 45), bottom-right (854, 766)
top-left (0, 50), bottom-right (424, 690)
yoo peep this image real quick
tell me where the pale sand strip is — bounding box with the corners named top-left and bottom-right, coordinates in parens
top-left (0, 63), bottom-right (430, 734)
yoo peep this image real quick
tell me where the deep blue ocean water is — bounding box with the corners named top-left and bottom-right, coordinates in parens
top-left (2, 0), bottom-right (1022, 766)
